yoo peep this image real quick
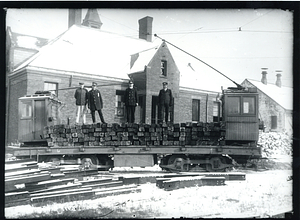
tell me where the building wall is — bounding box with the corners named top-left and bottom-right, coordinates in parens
top-left (7, 68), bottom-right (128, 144)
top-left (7, 71), bottom-right (27, 144)
top-left (259, 91), bottom-right (286, 132)
top-left (144, 42), bottom-right (180, 124)
top-left (176, 89), bottom-right (218, 123)
top-left (241, 80), bottom-right (288, 133)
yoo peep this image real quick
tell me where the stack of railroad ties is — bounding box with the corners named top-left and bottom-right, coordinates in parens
top-left (44, 122), bottom-right (226, 147)
top-left (5, 158), bottom-right (246, 208)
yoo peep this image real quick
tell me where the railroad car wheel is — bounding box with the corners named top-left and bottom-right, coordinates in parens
top-left (81, 155), bottom-right (99, 166)
top-left (168, 155), bottom-right (189, 172)
top-left (45, 156), bottom-right (61, 165)
top-left (167, 155), bottom-right (187, 165)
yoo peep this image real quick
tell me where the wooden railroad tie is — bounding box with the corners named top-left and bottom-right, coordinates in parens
top-left (156, 176), bottom-right (226, 191)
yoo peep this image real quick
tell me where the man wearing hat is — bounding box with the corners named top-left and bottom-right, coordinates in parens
top-left (124, 80), bottom-right (138, 123)
top-left (74, 82), bottom-right (88, 124)
top-left (88, 82), bottom-right (106, 124)
top-left (158, 82), bottom-right (173, 123)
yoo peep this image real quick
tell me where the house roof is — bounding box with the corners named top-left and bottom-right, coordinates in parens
top-left (177, 59), bottom-right (235, 93)
top-left (244, 79), bottom-right (293, 110)
top-left (7, 27), bottom-right (49, 50)
top-left (13, 25), bottom-right (158, 80)
top-left (129, 46), bottom-right (159, 74)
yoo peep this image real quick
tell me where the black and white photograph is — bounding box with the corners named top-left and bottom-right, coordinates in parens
top-left (4, 7), bottom-right (295, 218)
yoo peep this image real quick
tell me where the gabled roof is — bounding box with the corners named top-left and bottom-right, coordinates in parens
top-left (244, 79), bottom-right (293, 110)
top-left (129, 46), bottom-right (159, 74)
top-left (177, 60), bottom-right (234, 93)
top-left (13, 25), bottom-right (158, 80)
top-left (7, 27), bottom-right (49, 50)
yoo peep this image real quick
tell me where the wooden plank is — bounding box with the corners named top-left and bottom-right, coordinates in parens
top-left (200, 177), bottom-right (226, 186)
top-left (156, 178), bottom-right (171, 189)
top-left (118, 176), bottom-right (140, 185)
top-left (31, 190), bottom-right (95, 204)
top-left (78, 177), bottom-right (113, 186)
top-left (5, 171), bottom-right (51, 187)
top-left (5, 158), bottom-right (36, 164)
top-left (28, 183), bottom-right (82, 194)
top-left (5, 191), bottom-right (30, 202)
top-left (203, 172), bottom-right (246, 181)
top-left (163, 176), bottom-right (204, 191)
top-left (93, 184), bottom-right (138, 193)
top-left (63, 169), bottom-right (98, 177)
top-left (95, 188), bottom-right (141, 198)
top-left (39, 167), bottom-right (62, 174)
top-left (30, 186), bottom-right (93, 198)
top-left (5, 198), bottom-right (30, 208)
top-left (5, 169), bottom-right (41, 178)
top-left (5, 164), bottom-right (39, 173)
top-left (81, 181), bottom-right (123, 189)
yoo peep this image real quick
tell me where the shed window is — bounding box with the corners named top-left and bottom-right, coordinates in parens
top-left (20, 100), bottom-right (32, 119)
top-left (161, 60), bottom-right (167, 76)
top-left (242, 97), bottom-right (255, 114)
top-left (115, 90), bottom-right (125, 116)
top-left (227, 97), bottom-right (240, 114)
top-left (192, 99), bottom-right (200, 121)
top-left (213, 101), bottom-right (221, 122)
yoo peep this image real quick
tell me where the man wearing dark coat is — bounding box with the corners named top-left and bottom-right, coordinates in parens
top-left (158, 82), bottom-right (173, 124)
top-left (124, 80), bottom-right (138, 123)
top-left (88, 82), bottom-right (106, 124)
top-left (74, 82), bottom-right (88, 124)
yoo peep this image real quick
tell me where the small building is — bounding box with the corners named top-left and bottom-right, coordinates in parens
top-left (241, 68), bottom-right (293, 134)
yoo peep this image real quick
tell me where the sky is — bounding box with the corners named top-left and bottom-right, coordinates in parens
top-left (6, 8), bottom-right (293, 89)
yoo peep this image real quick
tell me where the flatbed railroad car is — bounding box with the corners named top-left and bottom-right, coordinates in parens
top-left (8, 86), bottom-right (262, 172)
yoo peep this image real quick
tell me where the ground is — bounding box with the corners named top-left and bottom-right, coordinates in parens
top-left (5, 168), bottom-right (293, 219)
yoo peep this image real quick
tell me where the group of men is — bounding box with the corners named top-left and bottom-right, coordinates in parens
top-left (74, 82), bottom-right (106, 125)
top-left (74, 80), bottom-right (173, 124)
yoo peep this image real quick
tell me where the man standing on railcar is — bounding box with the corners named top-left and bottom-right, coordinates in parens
top-left (124, 80), bottom-right (138, 123)
top-left (158, 82), bottom-right (173, 124)
top-left (88, 82), bottom-right (106, 124)
top-left (74, 82), bottom-right (88, 125)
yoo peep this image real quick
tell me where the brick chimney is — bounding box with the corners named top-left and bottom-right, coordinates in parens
top-left (139, 16), bottom-right (153, 42)
top-left (261, 68), bottom-right (268, 85)
top-left (275, 70), bottom-right (282, 88)
top-left (82, 9), bottom-right (102, 29)
top-left (68, 9), bottom-right (82, 28)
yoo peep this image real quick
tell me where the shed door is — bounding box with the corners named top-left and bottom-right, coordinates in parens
top-left (34, 100), bottom-right (46, 140)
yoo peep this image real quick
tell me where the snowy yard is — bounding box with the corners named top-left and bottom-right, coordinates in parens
top-left (5, 169), bottom-right (292, 218)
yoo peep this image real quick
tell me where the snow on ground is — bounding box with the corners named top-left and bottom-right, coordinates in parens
top-left (5, 170), bottom-right (292, 218)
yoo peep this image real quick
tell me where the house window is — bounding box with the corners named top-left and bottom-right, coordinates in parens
top-left (271, 116), bottom-right (277, 129)
top-left (115, 90), bottom-right (125, 116)
top-left (192, 99), bottom-right (200, 122)
top-left (213, 101), bottom-right (221, 122)
top-left (161, 60), bottom-right (167, 76)
top-left (44, 82), bottom-right (58, 96)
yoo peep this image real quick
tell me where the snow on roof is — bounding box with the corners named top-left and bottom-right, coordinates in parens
top-left (129, 46), bottom-right (159, 74)
top-left (246, 79), bottom-right (293, 110)
top-left (8, 27), bottom-right (49, 50)
top-left (14, 25), bottom-right (157, 80)
top-left (177, 59), bottom-right (235, 93)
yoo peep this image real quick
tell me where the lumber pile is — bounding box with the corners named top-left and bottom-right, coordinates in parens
top-left (43, 122), bottom-right (226, 147)
top-left (5, 159), bottom-right (141, 208)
